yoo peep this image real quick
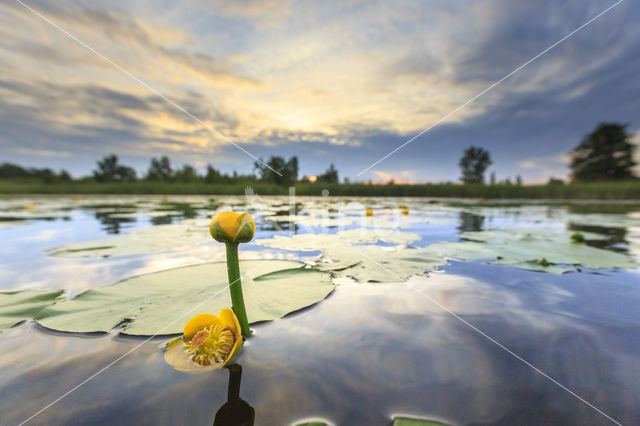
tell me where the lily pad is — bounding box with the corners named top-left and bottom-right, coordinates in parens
top-left (47, 221), bottom-right (210, 257)
top-left (320, 245), bottom-right (446, 282)
top-left (36, 260), bottom-right (333, 335)
top-left (256, 229), bottom-right (420, 252)
top-left (0, 290), bottom-right (63, 331)
top-left (428, 228), bottom-right (636, 274)
top-left (393, 418), bottom-right (450, 426)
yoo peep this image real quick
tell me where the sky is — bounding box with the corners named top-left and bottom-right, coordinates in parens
top-left (0, 0), bottom-right (639, 183)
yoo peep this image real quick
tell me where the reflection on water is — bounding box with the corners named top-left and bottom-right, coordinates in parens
top-left (0, 196), bottom-right (639, 425)
top-left (214, 364), bottom-right (255, 426)
top-left (568, 222), bottom-right (628, 252)
top-left (94, 210), bottom-right (137, 234)
top-left (1, 263), bottom-right (639, 425)
top-left (458, 212), bottom-right (485, 232)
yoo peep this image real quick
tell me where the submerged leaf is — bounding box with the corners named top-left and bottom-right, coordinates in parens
top-left (0, 290), bottom-right (63, 331)
top-left (36, 260), bottom-right (334, 335)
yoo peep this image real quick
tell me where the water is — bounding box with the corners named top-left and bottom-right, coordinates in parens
top-left (1, 195), bottom-right (639, 425)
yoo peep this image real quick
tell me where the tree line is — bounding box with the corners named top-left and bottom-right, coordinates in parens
top-left (0, 155), bottom-right (340, 186)
top-left (457, 122), bottom-right (637, 184)
top-left (1, 122), bottom-right (636, 186)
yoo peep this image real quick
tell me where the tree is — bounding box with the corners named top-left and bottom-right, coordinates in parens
top-left (205, 165), bottom-right (223, 183)
top-left (94, 154), bottom-right (136, 182)
top-left (174, 165), bottom-right (199, 183)
top-left (570, 123), bottom-right (636, 181)
top-left (490, 172), bottom-right (496, 185)
top-left (516, 175), bottom-right (522, 186)
top-left (254, 156), bottom-right (298, 186)
top-left (317, 164), bottom-right (339, 183)
top-left (146, 156), bottom-right (173, 181)
top-left (459, 146), bottom-right (492, 184)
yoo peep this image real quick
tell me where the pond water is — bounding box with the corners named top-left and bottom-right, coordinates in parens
top-left (1, 195), bottom-right (639, 426)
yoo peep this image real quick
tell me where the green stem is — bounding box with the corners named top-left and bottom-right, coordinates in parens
top-left (225, 242), bottom-right (250, 337)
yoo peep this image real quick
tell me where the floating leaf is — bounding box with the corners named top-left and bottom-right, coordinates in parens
top-left (393, 418), bottom-right (450, 426)
top-left (428, 228), bottom-right (635, 274)
top-left (36, 260), bottom-right (333, 335)
top-left (0, 290), bottom-right (63, 331)
top-left (47, 221), bottom-right (210, 257)
top-left (320, 245), bottom-right (446, 283)
top-left (256, 229), bottom-right (420, 252)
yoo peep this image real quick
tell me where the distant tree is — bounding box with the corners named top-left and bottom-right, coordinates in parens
top-left (459, 146), bottom-right (492, 184)
top-left (146, 156), bottom-right (173, 181)
top-left (570, 123), bottom-right (636, 181)
top-left (205, 165), bottom-right (223, 183)
top-left (547, 177), bottom-right (565, 185)
top-left (174, 165), bottom-right (199, 183)
top-left (93, 155), bottom-right (137, 182)
top-left (0, 163), bottom-right (30, 178)
top-left (490, 172), bottom-right (496, 185)
top-left (516, 175), bottom-right (523, 186)
top-left (254, 156), bottom-right (298, 186)
top-left (59, 170), bottom-right (72, 182)
top-left (317, 164), bottom-right (339, 183)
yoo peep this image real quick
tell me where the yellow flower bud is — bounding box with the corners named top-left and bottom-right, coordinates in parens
top-left (401, 208), bottom-right (409, 215)
top-left (365, 209), bottom-right (373, 217)
top-left (209, 212), bottom-right (255, 244)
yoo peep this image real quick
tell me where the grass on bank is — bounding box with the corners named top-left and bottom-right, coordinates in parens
top-left (1, 179), bottom-right (640, 199)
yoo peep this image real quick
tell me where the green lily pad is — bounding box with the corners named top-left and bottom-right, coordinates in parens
top-left (393, 418), bottom-right (450, 426)
top-left (256, 229), bottom-right (420, 252)
top-left (36, 260), bottom-right (333, 335)
top-left (428, 228), bottom-right (636, 274)
top-left (0, 289), bottom-right (63, 331)
top-left (320, 245), bottom-right (447, 282)
top-left (47, 221), bottom-right (210, 257)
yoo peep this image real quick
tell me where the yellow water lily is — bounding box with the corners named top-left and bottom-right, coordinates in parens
top-left (365, 209), bottom-right (373, 216)
top-left (210, 211), bottom-right (255, 244)
top-left (401, 208), bottom-right (410, 215)
top-left (183, 309), bottom-right (243, 367)
top-left (209, 211), bottom-right (254, 337)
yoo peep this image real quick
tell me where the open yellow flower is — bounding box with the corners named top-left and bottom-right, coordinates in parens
top-left (182, 309), bottom-right (243, 367)
top-left (210, 212), bottom-right (255, 244)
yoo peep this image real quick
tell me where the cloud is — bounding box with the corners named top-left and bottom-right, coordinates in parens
top-left (0, 0), bottom-right (638, 181)
top-left (11, 148), bottom-right (71, 158)
top-left (374, 170), bottom-right (417, 184)
top-left (519, 160), bottom-right (536, 169)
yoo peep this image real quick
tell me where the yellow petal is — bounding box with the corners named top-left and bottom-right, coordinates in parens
top-left (224, 333), bottom-right (243, 366)
top-left (218, 308), bottom-right (241, 337)
top-left (235, 213), bottom-right (255, 243)
top-left (210, 211), bottom-right (240, 242)
top-left (183, 313), bottom-right (220, 339)
top-left (219, 308), bottom-right (243, 366)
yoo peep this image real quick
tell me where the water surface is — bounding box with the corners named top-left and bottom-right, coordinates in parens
top-left (1, 195), bottom-right (639, 425)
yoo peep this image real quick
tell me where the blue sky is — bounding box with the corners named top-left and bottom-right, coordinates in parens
top-left (0, 0), bottom-right (638, 183)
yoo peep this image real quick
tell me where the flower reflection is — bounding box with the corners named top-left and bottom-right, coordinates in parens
top-left (213, 364), bottom-right (255, 426)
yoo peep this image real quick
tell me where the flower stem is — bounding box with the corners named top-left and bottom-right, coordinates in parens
top-left (225, 242), bottom-right (250, 337)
